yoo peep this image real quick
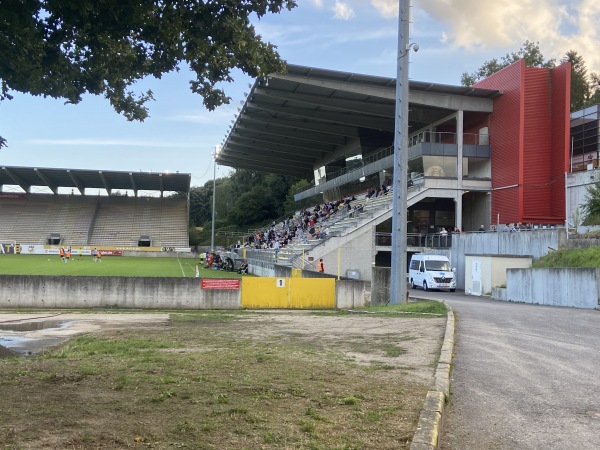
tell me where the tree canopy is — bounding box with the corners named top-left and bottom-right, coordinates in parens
top-left (0, 0), bottom-right (297, 147)
top-left (461, 41), bottom-right (600, 112)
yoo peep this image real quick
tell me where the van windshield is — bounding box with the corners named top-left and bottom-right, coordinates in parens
top-left (425, 260), bottom-right (451, 271)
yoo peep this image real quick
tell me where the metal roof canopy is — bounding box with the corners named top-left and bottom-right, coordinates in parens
top-left (218, 64), bottom-right (501, 178)
top-left (0, 166), bottom-right (191, 195)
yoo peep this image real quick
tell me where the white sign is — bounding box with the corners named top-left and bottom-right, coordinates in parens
top-left (276, 279), bottom-right (286, 288)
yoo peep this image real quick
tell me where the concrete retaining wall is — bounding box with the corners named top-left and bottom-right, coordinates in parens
top-left (500, 268), bottom-right (600, 309)
top-left (0, 275), bottom-right (367, 310)
top-left (450, 230), bottom-right (563, 290)
top-left (0, 275), bottom-right (239, 309)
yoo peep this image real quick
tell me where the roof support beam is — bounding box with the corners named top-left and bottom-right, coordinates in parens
top-left (67, 170), bottom-right (85, 195)
top-left (1, 167), bottom-right (30, 193)
top-left (128, 173), bottom-right (138, 197)
top-left (219, 148), bottom-right (315, 170)
top-left (34, 168), bottom-right (58, 194)
top-left (217, 156), bottom-right (310, 177)
top-left (98, 171), bottom-right (111, 195)
top-left (253, 87), bottom-right (395, 117)
top-left (231, 128), bottom-right (335, 152)
top-left (159, 174), bottom-right (164, 197)
top-left (245, 103), bottom-right (395, 131)
top-left (239, 114), bottom-right (359, 138)
top-left (235, 122), bottom-right (346, 146)
top-left (227, 136), bottom-right (329, 157)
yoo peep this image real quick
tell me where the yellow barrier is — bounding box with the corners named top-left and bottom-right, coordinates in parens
top-left (241, 277), bottom-right (335, 309)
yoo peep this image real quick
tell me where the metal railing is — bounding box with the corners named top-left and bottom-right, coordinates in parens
top-left (408, 131), bottom-right (489, 147)
top-left (376, 232), bottom-right (453, 248)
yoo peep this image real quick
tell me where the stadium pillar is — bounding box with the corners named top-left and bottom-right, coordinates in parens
top-left (389, 0), bottom-right (411, 305)
top-left (211, 146), bottom-right (220, 252)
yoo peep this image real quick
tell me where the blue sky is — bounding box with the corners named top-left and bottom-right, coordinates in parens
top-left (1, 0), bottom-right (598, 191)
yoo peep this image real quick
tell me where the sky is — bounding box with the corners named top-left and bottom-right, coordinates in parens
top-left (1, 0), bottom-right (599, 193)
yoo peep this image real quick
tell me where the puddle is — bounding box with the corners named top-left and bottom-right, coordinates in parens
top-left (0, 320), bottom-right (67, 332)
top-left (0, 320), bottom-right (73, 357)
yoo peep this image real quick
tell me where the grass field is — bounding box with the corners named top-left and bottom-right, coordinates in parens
top-left (0, 254), bottom-right (246, 278)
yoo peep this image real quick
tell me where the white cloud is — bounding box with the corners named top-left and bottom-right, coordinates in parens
top-left (369, 0), bottom-right (398, 18)
top-left (333, 1), bottom-right (355, 20)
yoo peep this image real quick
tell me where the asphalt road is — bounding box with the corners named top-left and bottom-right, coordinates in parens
top-left (411, 289), bottom-right (600, 450)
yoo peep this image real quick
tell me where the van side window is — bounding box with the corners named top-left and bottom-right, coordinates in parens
top-left (409, 259), bottom-right (420, 271)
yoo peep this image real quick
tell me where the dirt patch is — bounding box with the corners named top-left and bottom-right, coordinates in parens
top-left (0, 310), bottom-right (445, 449)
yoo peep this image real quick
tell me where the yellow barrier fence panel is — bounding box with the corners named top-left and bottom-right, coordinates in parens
top-left (241, 277), bottom-right (289, 308)
top-left (291, 268), bottom-right (302, 278)
top-left (289, 278), bottom-right (336, 309)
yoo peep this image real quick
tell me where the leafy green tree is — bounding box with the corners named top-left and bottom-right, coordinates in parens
top-left (562, 50), bottom-right (591, 111)
top-left (582, 181), bottom-right (600, 225)
top-left (228, 186), bottom-right (275, 226)
top-left (461, 41), bottom-right (555, 86)
top-left (0, 0), bottom-right (297, 147)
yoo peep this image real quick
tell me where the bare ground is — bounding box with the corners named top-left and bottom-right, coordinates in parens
top-left (0, 311), bottom-right (445, 449)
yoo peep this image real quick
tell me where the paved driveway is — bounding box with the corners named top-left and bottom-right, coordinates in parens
top-left (411, 289), bottom-right (600, 449)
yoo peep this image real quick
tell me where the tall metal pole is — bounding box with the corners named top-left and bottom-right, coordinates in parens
top-left (211, 149), bottom-right (217, 252)
top-left (389, 0), bottom-right (411, 305)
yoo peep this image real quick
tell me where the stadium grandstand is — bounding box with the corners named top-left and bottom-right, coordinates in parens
top-left (0, 166), bottom-right (191, 252)
top-left (217, 61), bottom-right (572, 281)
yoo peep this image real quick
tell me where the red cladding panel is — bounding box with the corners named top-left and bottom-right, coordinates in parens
top-left (474, 60), bottom-right (571, 225)
top-left (475, 60), bottom-right (524, 224)
top-left (550, 62), bottom-right (571, 222)
top-left (523, 68), bottom-right (552, 220)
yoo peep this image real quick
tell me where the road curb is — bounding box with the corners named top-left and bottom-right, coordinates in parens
top-left (410, 301), bottom-right (454, 450)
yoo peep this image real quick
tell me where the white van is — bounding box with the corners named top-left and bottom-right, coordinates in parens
top-left (409, 254), bottom-right (456, 292)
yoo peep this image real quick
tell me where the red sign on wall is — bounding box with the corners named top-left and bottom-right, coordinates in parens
top-left (201, 278), bottom-right (240, 290)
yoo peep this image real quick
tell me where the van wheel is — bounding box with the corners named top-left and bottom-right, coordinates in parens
top-left (423, 281), bottom-right (429, 291)
top-left (410, 279), bottom-right (416, 289)
top-left (450, 289), bottom-right (456, 292)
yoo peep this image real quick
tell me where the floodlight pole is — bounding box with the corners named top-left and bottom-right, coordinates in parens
top-left (389, 0), bottom-right (411, 305)
top-left (211, 148), bottom-right (218, 252)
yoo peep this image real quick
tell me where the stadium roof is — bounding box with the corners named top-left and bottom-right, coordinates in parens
top-left (0, 166), bottom-right (191, 195)
top-left (217, 64), bottom-right (502, 178)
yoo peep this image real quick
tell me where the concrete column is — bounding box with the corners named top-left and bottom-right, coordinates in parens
top-left (456, 110), bottom-right (464, 230)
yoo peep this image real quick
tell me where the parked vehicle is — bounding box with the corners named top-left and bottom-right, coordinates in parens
top-left (409, 254), bottom-right (456, 292)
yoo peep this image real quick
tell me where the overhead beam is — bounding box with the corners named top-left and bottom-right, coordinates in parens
top-left (227, 136), bottom-right (329, 157)
top-left (34, 168), bottom-right (58, 194)
top-left (253, 87), bottom-right (394, 118)
top-left (231, 128), bottom-right (336, 152)
top-left (217, 156), bottom-right (310, 177)
top-left (1, 167), bottom-right (30, 193)
top-left (98, 171), bottom-right (111, 194)
top-left (239, 114), bottom-right (359, 138)
top-left (128, 173), bottom-right (138, 196)
top-left (67, 170), bottom-right (85, 195)
top-left (219, 148), bottom-right (315, 170)
top-left (244, 102), bottom-right (395, 131)
top-left (223, 144), bottom-right (317, 165)
top-left (235, 121), bottom-right (347, 146)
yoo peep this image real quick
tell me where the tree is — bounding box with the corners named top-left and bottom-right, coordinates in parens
top-left (461, 40), bottom-right (555, 86)
top-left (563, 50), bottom-right (591, 111)
top-left (0, 0), bottom-right (297, 146)
top-left (582, 181), bottom-right (600, 225)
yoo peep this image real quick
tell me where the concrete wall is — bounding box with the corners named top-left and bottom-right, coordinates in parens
top-left (450, 230), bottom-right (562, 290)
top-left (0, 275), bottom-right (240, 309)
top-left (0, 275), bottom-right (366, 310)
top-left (371, 267), bottom-right (392, 305)
top-left (464, 254), bottom-right (532, 296)
top-left (501, 268), bottom-right (600, 309)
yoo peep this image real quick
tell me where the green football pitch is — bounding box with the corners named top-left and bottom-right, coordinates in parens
top-left (0, 254), bottom-right (245, 278)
